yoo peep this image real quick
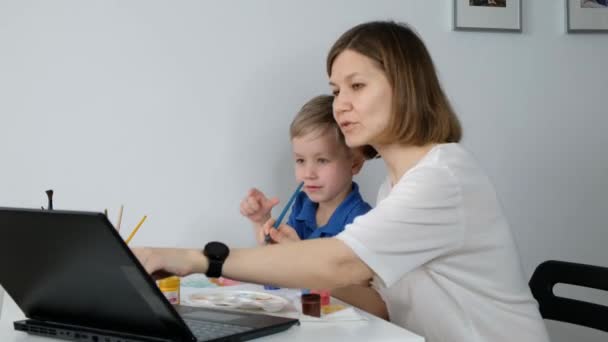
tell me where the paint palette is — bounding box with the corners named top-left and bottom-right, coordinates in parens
top-left (186, 290), bottom-right (289, 312)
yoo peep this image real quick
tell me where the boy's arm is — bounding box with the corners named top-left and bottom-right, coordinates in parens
top-left (330, 285), bottom-right (389, 320)
top-left (264, 194), bottom-right (302, 244)
top-left (239, 188), bottom-right (279, 245)
top-left (266, 223), bottom-right (300, 244)
top-left (252, 221), bottom-right (267, 246)
top-left (257, 197), bottom-right (302, 245)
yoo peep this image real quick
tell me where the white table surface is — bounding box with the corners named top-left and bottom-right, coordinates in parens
top-left (0, 284), bottom-right (424, 342)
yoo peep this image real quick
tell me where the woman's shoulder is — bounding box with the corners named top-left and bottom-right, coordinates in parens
top-left (399, 143), bottom-right (497, 204)
top-left (408, 143), bottom-right (483, 181)
top-left (418, 143), bottom-right (474, 167)
top-left (389, 143), bottom-right (487, 196)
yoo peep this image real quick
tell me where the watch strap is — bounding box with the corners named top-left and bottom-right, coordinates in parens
top-left (206, 258), bottom-right (223, 278)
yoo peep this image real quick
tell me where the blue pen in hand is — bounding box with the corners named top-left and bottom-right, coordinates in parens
top-left (264, 181), bottom-right (304, 244)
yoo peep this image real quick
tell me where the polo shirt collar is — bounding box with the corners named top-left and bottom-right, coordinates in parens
top-left (294, 182), bottom-right (363, 236)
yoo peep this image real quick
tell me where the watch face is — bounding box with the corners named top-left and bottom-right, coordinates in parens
top-left (205, 241), bottom-right (229, 260)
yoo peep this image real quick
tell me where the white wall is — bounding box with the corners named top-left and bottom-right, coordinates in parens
top-left (1, 0), bottom-right (606, 340)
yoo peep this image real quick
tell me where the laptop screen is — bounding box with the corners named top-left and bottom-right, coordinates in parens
top-left (0, 208), bottom-right (194, 341)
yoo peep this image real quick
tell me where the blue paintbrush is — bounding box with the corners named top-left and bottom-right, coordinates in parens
top-left (264, 181), bottom-right (304, 243)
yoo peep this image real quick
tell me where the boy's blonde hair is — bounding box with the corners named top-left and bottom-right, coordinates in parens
top-left (290, 95), bottom-right (377, 159)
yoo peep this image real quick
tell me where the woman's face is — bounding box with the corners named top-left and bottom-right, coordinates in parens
top-left (329, 49), bottom-right (393, 148)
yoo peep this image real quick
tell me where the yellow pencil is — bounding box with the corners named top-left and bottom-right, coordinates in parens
top-left (125, 215), bottom-right (147, 244)
top-left (116, 205), bottom-right (124, 231)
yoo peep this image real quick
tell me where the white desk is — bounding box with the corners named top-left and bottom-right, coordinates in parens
top-left (0, 287), bottom-right (424, 342)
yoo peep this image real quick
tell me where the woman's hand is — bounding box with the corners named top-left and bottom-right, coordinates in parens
top-left (132, 247), bottom-right (206, 279)
top-left (262, 218), bottom-right (301, 244)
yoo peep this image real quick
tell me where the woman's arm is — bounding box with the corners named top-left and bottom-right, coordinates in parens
top-left (223, 238), bottom-right (372, 289)
top-left (133, 237), bottom-right (374, 290)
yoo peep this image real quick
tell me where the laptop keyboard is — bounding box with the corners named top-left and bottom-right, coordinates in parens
top-left (184, 319), bottom-right (254, 341)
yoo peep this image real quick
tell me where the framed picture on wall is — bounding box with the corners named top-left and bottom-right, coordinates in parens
top-left (453, 0), bottom-right (521, 32)
top-left (567, 0), bottom-right (608, 32)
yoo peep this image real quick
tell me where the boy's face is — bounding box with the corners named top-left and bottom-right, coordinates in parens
top-left (292, 129), bottom-right (360, 206)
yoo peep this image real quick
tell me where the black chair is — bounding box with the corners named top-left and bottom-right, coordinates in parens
top-left (529, 260), bottom-right (608, 333)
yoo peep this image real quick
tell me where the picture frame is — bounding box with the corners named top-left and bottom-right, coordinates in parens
top-left (453, 0), bottom-right (522, 32)
top-left (567, 0), bottom-right (608, 32)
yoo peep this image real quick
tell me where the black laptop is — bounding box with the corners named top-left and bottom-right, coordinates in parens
top-left (0, 207), bottom-right (299, 342)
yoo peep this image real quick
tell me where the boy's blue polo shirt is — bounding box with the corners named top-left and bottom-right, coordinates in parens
top-left (286, 182), bottom-right (371, 240)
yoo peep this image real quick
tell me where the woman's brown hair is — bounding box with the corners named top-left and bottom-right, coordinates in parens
top-left (327, 21), bottom-right (462, 147)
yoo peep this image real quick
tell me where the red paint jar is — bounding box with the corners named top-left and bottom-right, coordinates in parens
top-left (301, 293), bottom-right (321, 317)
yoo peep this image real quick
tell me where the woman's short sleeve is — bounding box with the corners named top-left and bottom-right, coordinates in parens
top-left (336, 166), bottom-right (464, 287)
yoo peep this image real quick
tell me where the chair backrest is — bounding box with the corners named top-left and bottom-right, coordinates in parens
top-left (529, 260), bottom-right (608, 333)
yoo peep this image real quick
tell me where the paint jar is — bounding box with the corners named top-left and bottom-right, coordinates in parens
top-left (217, 277), bottom-right (240, 286)
top-left (301, 293), bottom-right (321, 317)
top-left (158, 276), bottom-right (180, 305)
top-left (209, 277), bottom-right (241, 287)
top-left (311, 289), bottom-right (330, 306)
top-left (263, 284), bottom-right (280, 290)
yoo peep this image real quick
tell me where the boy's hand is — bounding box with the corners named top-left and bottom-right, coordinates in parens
top-left (262, 218), bottom-right (301, 244)
top-left (240, 188), bottom-right (280, 224)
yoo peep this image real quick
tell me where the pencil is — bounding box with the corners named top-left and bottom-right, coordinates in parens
top-left (116, 205), bottom-right (124, 231)
top-left (264, 182), bottom-right (304, 243)
top-left (125, 215), bottom-right (147, 245)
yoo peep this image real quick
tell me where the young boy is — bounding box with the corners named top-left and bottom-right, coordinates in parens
top-left (240, 94), bottom-right (374, 245)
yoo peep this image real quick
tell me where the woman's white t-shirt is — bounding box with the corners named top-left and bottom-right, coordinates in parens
top-left (336, 143), bottom-right (549, 342)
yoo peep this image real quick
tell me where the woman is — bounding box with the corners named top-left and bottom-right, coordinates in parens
top-left (134, 21), bottom-right (549, 342)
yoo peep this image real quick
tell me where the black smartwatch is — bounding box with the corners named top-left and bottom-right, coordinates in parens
top-left (203, 241), bottom-right (230, 278)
